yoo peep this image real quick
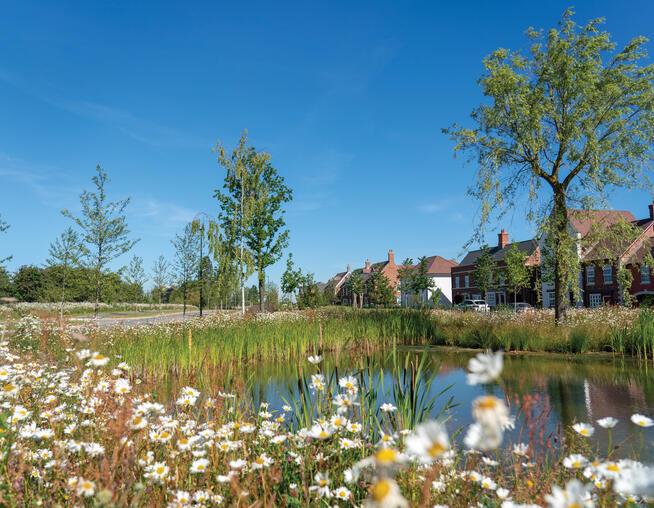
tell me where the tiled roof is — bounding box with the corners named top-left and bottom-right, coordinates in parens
top-left (408, 255), bottom-right (458, 275)
top-left (458, 240), bottom-right (538, 267)
top-left (568, 209), bottom-right (636, 237)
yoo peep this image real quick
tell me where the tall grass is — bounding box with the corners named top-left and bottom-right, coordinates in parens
top-left (105, 309), bottom-right (440, 375)
top-left (92, 307), bottom-right (654, 377)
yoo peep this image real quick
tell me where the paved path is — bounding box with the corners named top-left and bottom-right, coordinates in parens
top-left (71, 310), bottom-right (219, 328)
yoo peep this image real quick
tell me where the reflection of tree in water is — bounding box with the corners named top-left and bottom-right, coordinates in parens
top-left (547, 378), bottom-right (586, 428)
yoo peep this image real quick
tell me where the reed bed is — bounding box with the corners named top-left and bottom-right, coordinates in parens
top-left (99, 310), bottom-right (439, 375)
top-left (82, 307), bottom-right (654, 377)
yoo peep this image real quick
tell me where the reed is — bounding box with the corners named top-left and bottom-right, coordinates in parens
top-left (87, 307), bottom-right (654, 378)
top-left (103, 309), bottom-right (440, 374)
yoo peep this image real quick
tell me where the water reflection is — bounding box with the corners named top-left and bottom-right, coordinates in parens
top-left (137, 348), bottom-right (654, 460)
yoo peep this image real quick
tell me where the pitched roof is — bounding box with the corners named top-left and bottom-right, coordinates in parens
top-left (584, 219), bottom-right (654, 263)
top-left (408, 255), bottom-right (458, 275)
top-left (568, 209), bottom-right (636, 237)
top-left (458, 239), bottom-right (539, 267)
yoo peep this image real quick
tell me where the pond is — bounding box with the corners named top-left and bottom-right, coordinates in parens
top-left (137, 347), bottom-right (654, 461)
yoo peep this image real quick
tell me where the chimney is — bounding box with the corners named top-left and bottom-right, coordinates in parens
top-left (388, 249), bottom-right (395, 265)
top-left (649, 201), bottom-right (654, 220)
top-left (363, 259), bottom-right (372, 273)
top-left (498, 229), bottom-right (509, 249)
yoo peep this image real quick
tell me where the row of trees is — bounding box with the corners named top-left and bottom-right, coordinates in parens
top-left (0, 129), bottom-right (293, 315)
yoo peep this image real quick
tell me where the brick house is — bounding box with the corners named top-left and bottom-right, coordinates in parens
top-left (451, 230), bottom-right (541, 307)
top-left (400, 255), bottom-right (458, 307)
top-left (571, 205), bottom-right (654, 308)
top-left (328, 250), bottom-right (402, 305)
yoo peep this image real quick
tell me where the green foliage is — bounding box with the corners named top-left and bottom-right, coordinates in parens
top-left (617, 265), bottom-right (635, 307)
top-left (62, 165), bottom-right (138, 315)
top-left (123, 255), bottom-right (148, 303)
top-left (0, 214), bottom-right (10, 265)
top-left (366, 270), bottom-right (396, 307)
top-left (446, 10), bottom-right (654, 320)
top-left (297, 273), bottom-right (323, 309)
top-left (504, 243), bottom-right (532, 307)
top-left (151, 255), bottom-right (171, 304)
top-left (473, 246), bottom-right (495, 298)
top-left (0, 267), bottom-right (11, 297)
top-left (347, 271), bottom-right (365, 308)
top-left (172, 223), bottom-right (200, 314)
top-left (281, 254), bottom-right (303, 303)
top-left (12, 265), bottom-right (45, 302)
top-left (214, 131), bottom-right (261, 311)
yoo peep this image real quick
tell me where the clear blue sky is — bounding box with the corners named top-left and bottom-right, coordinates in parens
top-left (1, 1), bottom-right (653, 285)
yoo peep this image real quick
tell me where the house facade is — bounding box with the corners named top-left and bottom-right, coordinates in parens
top-left (328, 250), bottom-right (402, 305)
top-left (451, 230), bottom-right (541, 307)
top-left (542, 206), bottom-right (654, 308)
top-left (400, 255), bottom-right (458, 307)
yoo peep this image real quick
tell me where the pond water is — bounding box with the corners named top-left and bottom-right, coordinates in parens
top-left (140, 347), bottom-right (654, 461)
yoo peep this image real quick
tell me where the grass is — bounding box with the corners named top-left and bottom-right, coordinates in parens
top-left (82, 307), bottom-right (654, 377)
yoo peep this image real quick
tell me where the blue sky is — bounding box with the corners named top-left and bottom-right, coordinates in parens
top-left (1, 0), bottom-right (654, 286)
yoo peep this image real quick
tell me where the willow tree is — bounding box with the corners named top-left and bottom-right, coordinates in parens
top-left (446, 10), bottom-right (654, 321)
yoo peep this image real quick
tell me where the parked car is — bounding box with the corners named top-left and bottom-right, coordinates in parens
top-left (512, 302), bottom-right (534, 313)
top-left (459, 299), bottom-right (490, 312)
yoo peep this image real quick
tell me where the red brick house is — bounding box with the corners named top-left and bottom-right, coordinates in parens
top-left (328, 250), bottom-right (402, 305)
top-left (574, 205), bottom-right (654, 307)
top-left (451, 230), bottom-right (541, 307)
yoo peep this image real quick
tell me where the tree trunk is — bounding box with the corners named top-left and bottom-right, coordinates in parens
top-left (60, 267), bottom-right (67, 326)
top-left (258, 272), bottom-right (265, 312)
top-left (183, 282), bottom-right (187, 316)
top-left (553, 188), bottom-right (569, 323)
top-left (95, 275), bottom-right (100, 319)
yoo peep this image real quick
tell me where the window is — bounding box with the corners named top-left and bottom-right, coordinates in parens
top-left (603, 265), bottom-right (613, 285)
top-left (499, 273), bottom-right (506, 286)
top-left (546, 290), bottom-right (555, 308)
top-left (455, 276), bottom-right (460, 289)
top-left (586, 266), bottom-right (595, 285)
top-left (589, 293), bottom-right (602, 308)
top-left (641, 266), bottom-right (651, 284)
top-left (464, 275), bottom-right (470, 288)
top-left (487, 292), bottom-right (496, 307)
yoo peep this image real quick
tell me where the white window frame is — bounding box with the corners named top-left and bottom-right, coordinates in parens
top-left (487, 292), bottom-right (496, 307)
top-left (589, 293), bottom-right (602, 308)
top-left (586, 266), bottom-right (595, 286)
top-left (603, 264), bottom-right (613, 285)
top-left (642, 265), bottom-right (651, 284)
top-left (464, 275), bottom-right (470, 288)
